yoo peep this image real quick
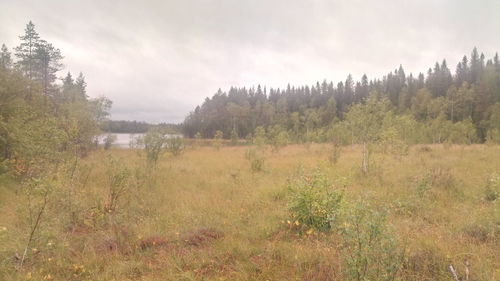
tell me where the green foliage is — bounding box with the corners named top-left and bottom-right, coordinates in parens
top-left (338, 201), bottom-right (403, 281)
top-left (192, 131), bottom-right (202, 148)
top-left (343, 97), bottom-right (392, 173)
top-left (415, 176), bottom-right (432, 198)
top-left (165, 136), bottom-right (185, 156)
top-left (486, 103), bottom-right (500, 144)
top-left (100, 120), bottom-right (181, 134)
top-left (183, 48), bottom-right (499, 145)
top-left (0, 22), bottom-right (111, 177)
top-left (484, 172), bottom-right (499, 201)
top-left (287, 170), bottom-right (344, 231)
top-left (268, 125), bottom-right (289, 151)
top-left (449, 118), bottom-right (477, 144)
top-left (328, 142), bottom-right (342, 164)
top-left (245, 148), bottom-right (265, 173)
top-left (328, 121), bottom-right (351, 145)
top-left (345, 97), bottom-right (391, 144)
top-left (213, 130), bottom-right (224, 150)
top-left (230, 128), bottom-right (239, 145)
top-left (104, 156), bottom-right (130, 213)
top-left (139, 128), bottom-right (169, 166)
top-left (103, 134), bottom-right (117, 150)
top-left (252, 126), bottom-right (267, 147)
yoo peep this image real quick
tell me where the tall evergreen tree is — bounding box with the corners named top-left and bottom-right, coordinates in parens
top-left (0, 44), bottom-right (12, 69)
top-left (14, 21), bottom-right (40, 80)
top-left (75, 72), bottom-right (87, 99)
top-left (35, 40), bottom-right (63, 95)
top-left (470, 47), bottom-right (481, 83)
top-left (494, 53), bottom-right (499, 72)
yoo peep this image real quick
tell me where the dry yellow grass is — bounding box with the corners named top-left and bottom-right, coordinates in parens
top-left (0, 144), bottom-right (498, 280)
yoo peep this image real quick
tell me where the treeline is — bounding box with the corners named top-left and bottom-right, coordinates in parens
top-left (101, 120), bottom-right (150, 133)
top-left (183, 48), bottom-right (500, 144)
top-left (100, 120), bottom-right (182, 134)
top-left (0, 21), bottom-right (111, 176)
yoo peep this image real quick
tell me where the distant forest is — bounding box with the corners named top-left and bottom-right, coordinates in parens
top-left (183, 48), bottom-right (500, 144)
top-left (101, 120), bottom-right (181, 134)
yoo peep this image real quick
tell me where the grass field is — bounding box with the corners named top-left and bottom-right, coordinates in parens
top-left (0, 144), bottom-right (499, 281)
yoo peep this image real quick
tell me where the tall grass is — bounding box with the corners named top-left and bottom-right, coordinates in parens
top-left (0, 144), bottom-right (498, 280)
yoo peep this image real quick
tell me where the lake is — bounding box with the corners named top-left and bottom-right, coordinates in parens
top-left (98, 133), bottom-right (183, 148)
top-left (98, 133), bottom-right (145, 148)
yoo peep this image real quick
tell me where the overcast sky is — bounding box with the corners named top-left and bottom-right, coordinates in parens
top-left (1, 0), bottom-right (499, 123)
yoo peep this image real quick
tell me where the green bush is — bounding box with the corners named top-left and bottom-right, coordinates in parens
top-left (484, 172), bottom-right (499, 201)
top-left (103, 134), bottom-right (116, 150)
top-left (230, 128), bottom-right (239, 145)
top-left (287, 170), bottom-right (343, 231)
top-left (213, 130), bottom-right (224, 150)
top-left (104, 156), bottom-right (131, 213)
top-left (338, 201), bottom-right (403, 281)
top-left (268, 125), bottom-right (289, 152)
top-left (245, 148), bottom-right (265, 173)
top-left (137, 127), bottom-right (169, 166)
top-left (166, 136), bottom-right (184, 156)
top-left (328, 143), bottom-right (342, 164)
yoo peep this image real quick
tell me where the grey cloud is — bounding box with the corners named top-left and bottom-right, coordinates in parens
top-left (1, 0), bottom-right (499, 123)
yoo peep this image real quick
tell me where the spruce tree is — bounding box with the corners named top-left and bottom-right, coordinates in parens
top-left (75, 72), bottom-right (88, 99)
top-left (35, 40), bottom-right (63, 95)
top-left (14, 21), bottom-right (40, 80)
top-left (494, 53), bottom-right (499, 72)
top-left (0, 44), bottom-right (12, 69)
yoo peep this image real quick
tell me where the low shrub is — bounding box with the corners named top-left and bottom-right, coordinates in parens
top-left (328, 143), bottom-right (342, 164)
top-left (428, 167), bottom-right (455, 189)
top-left (418, 145), bottom-right (432, 153)
top-left (484, 172), bottom-right (499, 201)
top-left (245, 148), bottom-right (265, 173)
top-left (165, 136), bottom-right (185, 156)
top-left (287, 170), bottom-right (343, 231)
top-left (102, 134), bottom-right (116, 150)
top-left (338, 201), bottom-right (403, 281)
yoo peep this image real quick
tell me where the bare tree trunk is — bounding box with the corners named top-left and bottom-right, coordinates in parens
top-left (448, 265), bottom-right (459, 281)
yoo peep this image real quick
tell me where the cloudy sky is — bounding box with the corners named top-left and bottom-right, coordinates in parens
top-left (1, 0), bottom-right (499, 123)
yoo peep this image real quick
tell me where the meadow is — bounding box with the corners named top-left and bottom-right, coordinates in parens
top-left (0, 143), bottom-right (499, 281)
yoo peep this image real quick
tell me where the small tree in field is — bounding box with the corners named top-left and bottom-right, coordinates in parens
top-left (329, 142), bottom-right (342, 164)
top-left (344, 97), bottom-right (390, 173)
top-left (103, 134), bottom-right (116, 150)
top-left (194, 132), bottom-right (202, 148)
top-left (230, 128), bottom-right (239, 145)
top-left (139, 127), bottom-right (169, 167)
top-left (287, 170), bottom-right (344, 231)
top-left (245, 148), bottom-right (265, 172)
top-left (339, 201), bottom-right (403, 281)
top-left (268, 125), bottom-right (289, 152)
top-left (166, 136), bottom-right (185, 156)
top-left (213, 130), bottom-right (224, 150)
top-left (253, 126), bottom-right (267, 148)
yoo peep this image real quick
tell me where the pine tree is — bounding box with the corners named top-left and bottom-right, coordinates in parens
top-left (35, 40), bottom-right (63, 95)
top-left (439, 60), bottom-right (453, 96)
top-left (75, 72), bottom-right (87, 99)
top-left (0, 44), bottom-right (12, 69)
top-left (63, 72), bottom-right (74, 90)
top-left (470, 47), bottom-right (481, 83)
top-left (14, 21), bottom-right (40, 80)
top-left (494, 53), bottom-right (499, 72)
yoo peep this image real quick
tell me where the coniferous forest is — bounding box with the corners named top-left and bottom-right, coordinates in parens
top-left (1, 17), bottom-right (499, 281)
top-left (183, 50), bottom-right (500, 145)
